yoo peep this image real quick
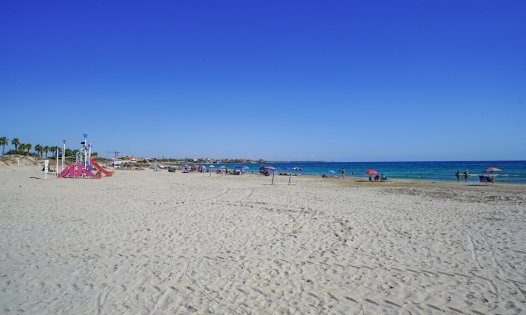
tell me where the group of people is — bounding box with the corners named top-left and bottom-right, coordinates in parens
top-left (455, 170), bottom-right (469, 182)
top-left (369, 174), bottom-right (388, 182)
top-left (168, 165), bottom-right (247, 175)
top-left (220, 168), bottom-right (244, 175)
top-left (322, 168), bottom-right (353, 179)
top-left (340, 168), bottom-right (354, 178)
top-left (168, 164), bottom-right (208, 173)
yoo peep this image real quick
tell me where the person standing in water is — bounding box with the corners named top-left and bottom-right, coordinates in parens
top-left (463, 170), bottom-right (469, 182)
top-left (455, 171), bottom-right (461, 182)
top-left (341, 168), bottom-right (345, 179)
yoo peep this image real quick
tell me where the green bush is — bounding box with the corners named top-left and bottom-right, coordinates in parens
top-left (5, 150), bottom-right (40, 157)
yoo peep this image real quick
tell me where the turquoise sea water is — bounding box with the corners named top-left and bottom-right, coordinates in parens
top-left (211, 161), bottom-right (526, 184)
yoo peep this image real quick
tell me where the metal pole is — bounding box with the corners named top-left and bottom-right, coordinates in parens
top-left (83, 135), bottom-right (88, 169)
top-left (271, 172), bottom-right (275, 185)
top-left (88, 142), bottom-right (92, 166)
top-left (61, 140), bottom-right (66, 172)
top-left (56, 148), bottom-right (59, 176)
top-left (288, 174), bottom-right (291, 185)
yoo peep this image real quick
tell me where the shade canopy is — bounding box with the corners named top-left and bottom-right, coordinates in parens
top-left (364, 169), bottom-right (378, 175)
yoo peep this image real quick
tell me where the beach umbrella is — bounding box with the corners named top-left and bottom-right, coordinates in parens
top-left (262, 166), bottom-right (276, 184)
top-left (364, 169), bottom-right (378, 175)
top-left (485, 167), bottom-right (501, 173)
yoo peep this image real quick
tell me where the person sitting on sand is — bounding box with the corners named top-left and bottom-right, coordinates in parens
top-left (381, 174), bottom-right (387, 182)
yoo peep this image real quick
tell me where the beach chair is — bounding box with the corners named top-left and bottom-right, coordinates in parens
top-left (479, 175), bottom-right (494, 184)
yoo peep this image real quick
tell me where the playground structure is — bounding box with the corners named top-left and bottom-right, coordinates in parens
top-left (58, 134), bottom-right (114, 179)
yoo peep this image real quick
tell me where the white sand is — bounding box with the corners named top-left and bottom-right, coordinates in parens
top-left (1, 166), bottom-right (525, 314)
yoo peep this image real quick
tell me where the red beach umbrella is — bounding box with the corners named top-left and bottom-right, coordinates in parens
top-left (364, 169), bottom-right (378, 175)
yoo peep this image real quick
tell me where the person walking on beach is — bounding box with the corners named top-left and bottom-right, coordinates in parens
top-left (455, 171), bottom-right (461, 182)
top-left (341, 168), bottom-right (345, 179)
top-left (463, 170), bottom-right (469, 182)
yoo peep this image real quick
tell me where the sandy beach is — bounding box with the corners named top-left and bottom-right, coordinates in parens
top-left (1, 166), bottom-right (525, 314)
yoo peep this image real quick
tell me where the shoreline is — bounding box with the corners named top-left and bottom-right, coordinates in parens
top-left (278, 172), bottom-right (526, 191)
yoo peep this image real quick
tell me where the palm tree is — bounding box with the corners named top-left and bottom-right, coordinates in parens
top-left (50, 146), bottom-right (58, 157)
top-left (44, 146), bottom-right (50, 158)
top-left (0, 137), bottom-right (8, 154)
top-left (25, 143), bottom-right (32, 153)
top-left (34, 144), bottom-right (43, 158)
top-left (11, 138), bottom-right (20, 151)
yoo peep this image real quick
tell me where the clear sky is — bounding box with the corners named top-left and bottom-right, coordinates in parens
top-left (1, 1), bottom-right (525, 161)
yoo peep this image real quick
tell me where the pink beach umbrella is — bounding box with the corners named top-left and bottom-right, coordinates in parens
top-left (485, 167), bottom-right (502, 174)
top-left (364, 169), bottom-right (378, 175)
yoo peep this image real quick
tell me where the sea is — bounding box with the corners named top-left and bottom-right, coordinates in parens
top-left (209, 161), bottom-right (526, 184)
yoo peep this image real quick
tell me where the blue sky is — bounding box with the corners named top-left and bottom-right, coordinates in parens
top-left (1, 1), bottom-right (525, 161)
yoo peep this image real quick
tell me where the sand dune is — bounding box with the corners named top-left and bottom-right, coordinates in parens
top-left (1, 166), bottom-right (525, 314)
top-left (0, 155), bottom-right (41, 167)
